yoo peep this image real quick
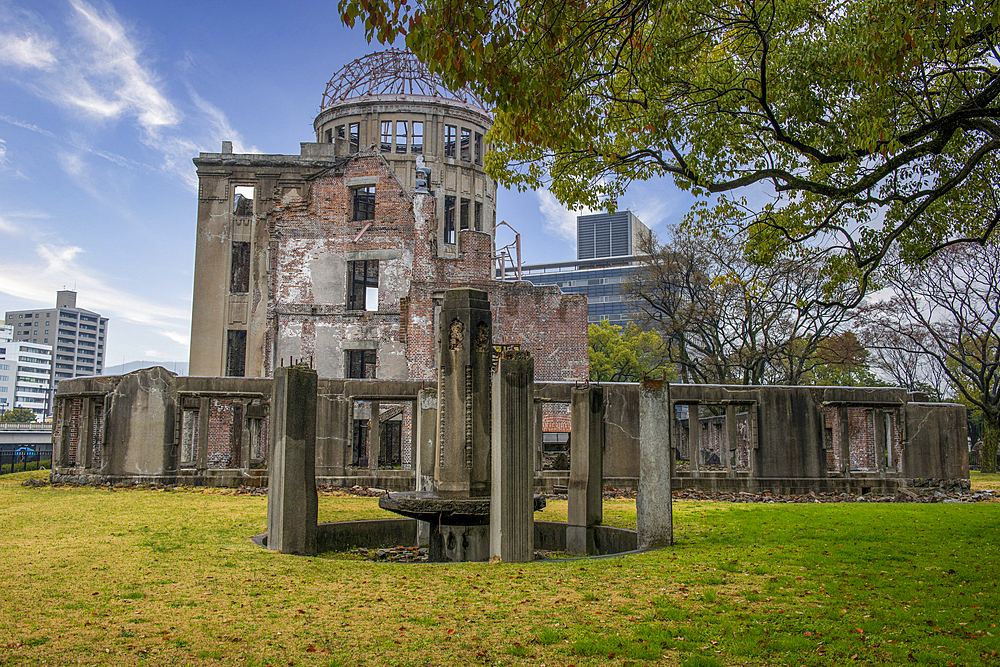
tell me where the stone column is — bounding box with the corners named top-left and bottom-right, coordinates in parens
top-left (197, 397), bottom-right (210, 473)
top-left (567, 386), bottom-right (604, 555)
top-left (838, 406), bottom-right (851, 477)
top-left (316, 395), bottom-right (350, 478)
top-left (638, 384), bottom-right (673, 549)
top-left (725, 404), bottom-right (738, 478)
top-left (79, 397), bottom-right (93, 469)
top-left (415, 388), bottom-right (438, 547)
top-left (369, 400), bottom-right (381, 471)
top-left (689, 402), bottom-right (700, 476)
top-left (490, 351), bottom-right (535, 562)
top-left (266, 366), bottom-right (318, 556)
top-left (435, 288), bottom-right (493, 498)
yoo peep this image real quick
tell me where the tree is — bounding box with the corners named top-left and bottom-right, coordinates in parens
top-left (588, 320), bottom-right (673, 383)
top-left (810, 331), bottom-right (881, 387)
top-left (340, 0), bottom-right (1000, 299)
top-left (859, 318), bottom-right (950, 399)
top-left (0, 407), bottom-right (37, 423)
top-left (868, 243), bottom-right (1000, 472)
top-left (626, 227), bottom-right (856, 385)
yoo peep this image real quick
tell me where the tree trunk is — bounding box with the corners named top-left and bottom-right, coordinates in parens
top-left (982, 419), bottom-right (999, 474)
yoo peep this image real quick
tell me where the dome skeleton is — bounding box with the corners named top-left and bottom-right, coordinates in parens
top-left (321, 49), bottom-right (487, 110)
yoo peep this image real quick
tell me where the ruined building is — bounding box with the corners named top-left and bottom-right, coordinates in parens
top-left (187, 50), bottom-right (585, 385)
top-left (47, 51), bottom-right (969, 495)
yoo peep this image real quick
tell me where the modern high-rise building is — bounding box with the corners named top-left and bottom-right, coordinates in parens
top-left (0, 324), bottom-right (52, 420)
top-left (5, 291), bottom-right (108, 412)
top-left (576, 211), bottom-right (651, 260)
top-left (507, 211), bottom-right (652, 326)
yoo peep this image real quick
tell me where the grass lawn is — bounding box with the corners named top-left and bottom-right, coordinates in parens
top-left (970, 471), bottom-right (1000, 491)
top-left (2, 471), bottom-right (999, 667)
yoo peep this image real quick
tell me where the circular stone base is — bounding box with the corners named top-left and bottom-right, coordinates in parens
top-left (378, 491), bottom-right (546, 526)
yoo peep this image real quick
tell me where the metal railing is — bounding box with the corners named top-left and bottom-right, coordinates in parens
top-left (0, 448), bottom-right (52, 475)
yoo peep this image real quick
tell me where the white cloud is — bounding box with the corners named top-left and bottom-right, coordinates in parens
top-left (161, 330), bottom-right (190, 346)
top-left (0, 138), bottom-right (6, 166)
top-left (536, 188), bottom-right (594, 246)
top-left (0, 242), bottom-right (190, 337)
top-left (189, 90), bottom-right (258, 155)
top-left (1, 5), bottom-right (250, 191)
top-left (0, 214), bottom-right (17, 235)
top-left (63, 0), bottom-right (180, 131)
top-left (0, 32), bottom-right (58, 69)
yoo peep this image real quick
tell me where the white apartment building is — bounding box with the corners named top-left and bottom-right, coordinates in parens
top-left (0, 325), bottom-right (53, 420)
top-left (5, 291), bottom-right (108, 414)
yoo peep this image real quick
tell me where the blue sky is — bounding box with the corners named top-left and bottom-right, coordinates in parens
top-left (0, 0), bottom-right (695, 366)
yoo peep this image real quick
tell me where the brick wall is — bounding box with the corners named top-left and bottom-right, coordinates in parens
top-left (262, 151), bottom-right (587, 389)
top-left (207, 399), bottom-right (236, 468)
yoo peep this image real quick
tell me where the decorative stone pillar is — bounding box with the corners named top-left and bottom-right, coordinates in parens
top-left (266, 365), bottom-right (318, 556)
top-left (490, 351), bottom-right (535, 562)
top-left (567, 386), bottom-right (604, 555)
top-left (638, 384), bottom-right (673, 549)
top-left (435, 288), bottom-right (492, 499)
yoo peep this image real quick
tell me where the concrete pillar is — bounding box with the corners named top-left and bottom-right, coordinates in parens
top-left (567, 386), bottom-right (604, 555)
top-left (197, 397), bottom-right (210, 473)
top-left (689, 402), bottom-right (700, 476)
top-left (874, 410), bottom-right (887, 472)
top-left (415, 388), bottom-right (438, 548)
top-left (80, 397), bottom-right (93, 469)
top-left (533, 399), bottom-right (544, 477)
top-left (725, 404), bottom-right (737, 477)
top-left (638, 385), bottom-right (673, 549)
top-left (266, 366), bottom-right (318, 556)
top-left (490, 352), bottom-right (535, 563)
top-left (369, 400), bottom-right (381, 470)
top-left (435, 288), bottom-right (492, 498)
top-left (316, 394), bottom-right (350, 477)
top-left (838, 406), bottom-right (851, 476)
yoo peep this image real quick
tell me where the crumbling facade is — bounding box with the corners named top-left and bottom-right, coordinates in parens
top-left (187, 50), bottom-right (559, 385)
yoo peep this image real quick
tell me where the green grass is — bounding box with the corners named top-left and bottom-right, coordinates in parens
top-left (1, 469), bottom-right (999, 666)
top-left (970, 470), bottom-right (1000, 490)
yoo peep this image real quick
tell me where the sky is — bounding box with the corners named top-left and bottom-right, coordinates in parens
top-left (0, 0), bottom-right (696, 367)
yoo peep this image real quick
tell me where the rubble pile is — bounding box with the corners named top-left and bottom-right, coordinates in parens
top-left (671, 488), bottom-right (998, 503)
top-left (354, 546), bottom-right (428, 562)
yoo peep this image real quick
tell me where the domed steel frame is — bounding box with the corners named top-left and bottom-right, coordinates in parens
top-left (321, 49), bottom-right (486, 110)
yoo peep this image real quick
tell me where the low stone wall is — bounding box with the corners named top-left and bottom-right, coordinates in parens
top-left (50, 369), bottom-right (969, 494)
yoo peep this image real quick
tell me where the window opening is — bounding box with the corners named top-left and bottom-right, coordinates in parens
top-left (395, 121), bottom-right (407, 154)
top-left (324, 128), bottom-right (332, 143)
top-left (233, 185), bottom-right (254, 216)
top-left (349, 122), bottom-right (359, 152)
top-left (336, 124), bottom-right (345, 139)
top-left (474, 202), bottom-right (483, 231)
top-left (444, 196), bottom-right (456, 244)
top-left (444, 125), bottom-right (457, 158)
top-left (380, 120), bottom-right (392, 152)
top-left (380, 420), bottom-right (402, 468)
top-left (230, 241), bottom-right (250, 294)
top-left (226, 330), bottom-right (246, 377)
top-left (352, 416), bottom-right (370, 466)
top-left (347, 261), bottom-right (379, 311)
top-left (352, 185), bottom-right (375, 221)
top-left (411, 122), bottom-right (423, 154)
top-left (460, 198), bottom-right (470, 230)
top-left (474, 132), bottom-right (483, 164)
top-left (460, 128), bottom-right (471, 161)
top-left (346, 349), bottom-right (377, 378)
